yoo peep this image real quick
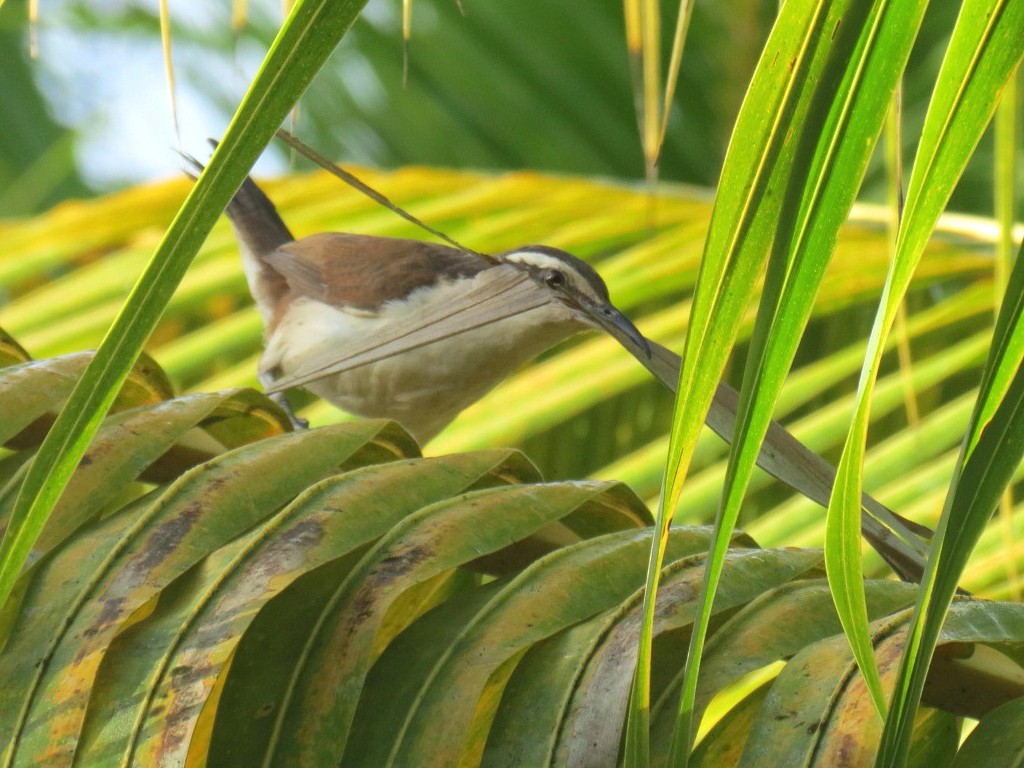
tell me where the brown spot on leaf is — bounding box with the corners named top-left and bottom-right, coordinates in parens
top-left (130, 501), bottom-right (205, 577)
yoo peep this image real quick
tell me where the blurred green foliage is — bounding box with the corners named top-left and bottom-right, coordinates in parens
top-left (0, 3), bottom-right (89, 217)
top-left (0, 0), bottom-right (1019, 219)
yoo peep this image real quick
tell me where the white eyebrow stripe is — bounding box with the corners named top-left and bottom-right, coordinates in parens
top-left (499, 249), bottom-right (603, 302)
top-left (499, 251), bottom-right (570, 272)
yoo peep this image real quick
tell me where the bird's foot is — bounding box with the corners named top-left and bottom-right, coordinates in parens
top-left (270, 391), bottom-right (309, 430)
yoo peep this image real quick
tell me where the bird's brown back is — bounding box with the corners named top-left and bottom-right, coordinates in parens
top-left (267, 233), bottom-right (492, 312)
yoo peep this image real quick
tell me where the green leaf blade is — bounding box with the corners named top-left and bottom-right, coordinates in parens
top-left (874, 2), bottom-right (1024, 761)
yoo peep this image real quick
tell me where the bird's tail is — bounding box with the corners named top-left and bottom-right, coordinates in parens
top-left (179, 148), bottom-right (293, 329)
top-left (221, 175), bottom-right (294, 258)
top-left (179, 149), bottom-right (294, 259)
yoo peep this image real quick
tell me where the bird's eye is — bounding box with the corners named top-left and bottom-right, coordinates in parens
top-left (543, 269), bottom-right (566, 288)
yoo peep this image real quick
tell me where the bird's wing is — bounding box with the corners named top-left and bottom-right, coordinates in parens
top-left (265, 266), bottom-right (555, 392)
top-left (266, 233), bottom-right (490, 311)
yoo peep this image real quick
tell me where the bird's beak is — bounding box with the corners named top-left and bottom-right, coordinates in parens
top-left (582, 301), bottom-right (652, 360)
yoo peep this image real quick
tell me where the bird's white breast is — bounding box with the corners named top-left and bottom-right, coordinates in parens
top-left (261, 271), bottom-right (586, 442)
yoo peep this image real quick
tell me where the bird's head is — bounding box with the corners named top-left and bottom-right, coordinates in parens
top-left (496, 245), bottom-right (651, 359)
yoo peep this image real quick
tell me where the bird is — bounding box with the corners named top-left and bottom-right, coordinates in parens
top-left (222, 172), bottom-right (651, 443)
top-left (189, 148), bottom-right (933, 583)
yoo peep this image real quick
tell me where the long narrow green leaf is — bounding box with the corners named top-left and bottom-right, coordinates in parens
top-left (639, 0), bottom-right (661, 178)
top-left (993, 69), bottom-right (1020, 603)
top-left (843, 1), bottom-right (1024, 763)
top-left (995, 70), bottom-right (1019, 292)
top-left (657, 1), bottom-right (696, 156)
top-left (0, 0), bottom-right (369, 610)
top-left (628, 1), bottom-right (855, 763)
top-left (671, 4), bottom-right (930, 761)
top-left (878, 242), bottom-right (1024, 764)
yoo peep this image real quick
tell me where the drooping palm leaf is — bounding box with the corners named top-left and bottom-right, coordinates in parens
top-left (1, 347), bottom-right (1021, 766)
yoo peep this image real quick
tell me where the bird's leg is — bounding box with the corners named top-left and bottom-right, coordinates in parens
top-left (259, 371), bottom-right (309, 430)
